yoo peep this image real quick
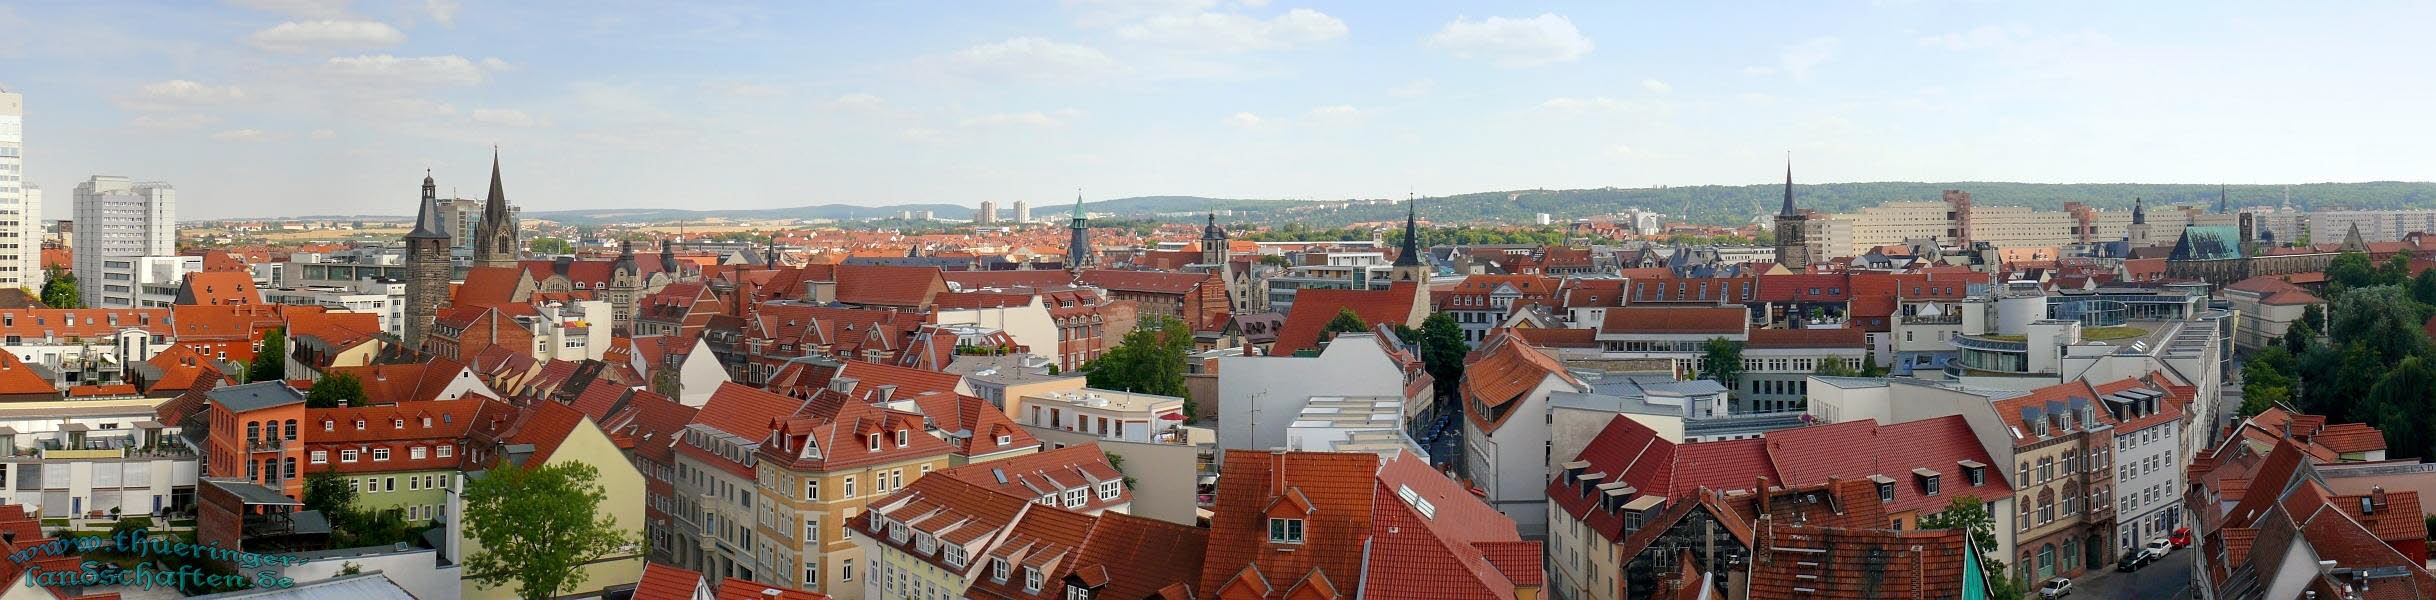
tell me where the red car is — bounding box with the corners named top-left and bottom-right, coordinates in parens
top-left (2170, 527), bottom-right (2192, 548)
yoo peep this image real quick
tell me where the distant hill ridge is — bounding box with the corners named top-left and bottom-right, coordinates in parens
top-left (314, 181), bottom-right (2436, 227)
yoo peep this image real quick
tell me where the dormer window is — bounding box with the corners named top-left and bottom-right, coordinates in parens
top-left (915, 533), bottom-right (937, 555)
top-left (322, 420), bottom-right (334, 432)
top-left (997, 434), bottom-right (1012, 446)
top-left (393, 418), bottom-right (405, 429)
top-left (1097, 481), bottom-right (1121, 500)
top-left (867, 435), bottom-right (880, 452)
top-left (896, 429), bottom-right (909, 448)
top-left (1267, 518), bottom-right (1304, 544)
top-left (1066, 585), bottom-right (1092, 600)
top-left (1025, 567), bottom-right (1043, 593)
top-left (992, 557), bottom-right (1011, 582)
top-left (944, 545), bottom-right (967, 567)
top-left (354, 420), bottom-right (366, 430)
top-left (1064, 488), bottom-right (1086, 507)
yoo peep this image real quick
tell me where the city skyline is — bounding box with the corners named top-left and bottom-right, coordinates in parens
top-left (6, 2), bottom-right (2436, 219)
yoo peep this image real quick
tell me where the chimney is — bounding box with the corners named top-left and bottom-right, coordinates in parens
top-left (1756, 476), bottom-right (1772, 514)
top-left (2373, 486), bottom-right (2389, 510)
top-left (760, 588), bottom-right (782, 598)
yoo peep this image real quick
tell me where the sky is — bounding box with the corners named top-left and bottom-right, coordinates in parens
top-left (4, 1), bottom-right (2434, 219)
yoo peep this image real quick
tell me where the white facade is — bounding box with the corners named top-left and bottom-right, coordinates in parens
top-left (1460, 373), bottom-right (1582, 537)
top-left (73, 176), bottom-right (175, 308)
top-left (1214, 333), bottom-right (1409, 456)
top-left (533, 300), bottom-right (612, 362)
top-left (265, 279), bottom-right (404, 335)
top-left (933, 299), bottom-right (1058, 366)
top-left (1015, 388), bottom-right (1185, 444)
top-left (92, 255), bottom-right (199, 308)
top-left (2113, 417), bottom-right (2183, 552)
top-left (0, 398), bottom-right (198, 518)
top-left (0, 92), bottom-right (37, 289)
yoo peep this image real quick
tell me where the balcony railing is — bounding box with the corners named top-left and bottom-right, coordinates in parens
top-left (247, 438), bottom-right (287, 453)
top-left (1900, 314), bottom-right (1963, 325)
top-left (1950, 334), bottom-right (2028, 352)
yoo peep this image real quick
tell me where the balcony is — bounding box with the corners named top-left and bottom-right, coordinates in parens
top-left (246, 438), bottom-right (287, 453)
top-left (1899, 314), bottom-right (1962, 325)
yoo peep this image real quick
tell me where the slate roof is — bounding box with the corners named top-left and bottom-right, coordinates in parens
top-left (209, 381), bottom-right (306, 413)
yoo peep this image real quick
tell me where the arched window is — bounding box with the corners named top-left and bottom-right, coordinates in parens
top-left (2037, 489), bottom-right (2055, 524)
top-left (2062, 536), bottom-right (2082, 573)
top-left (2037, 544), bottom-right (2057, 580)
top-left (2061, 482), bottom-right (2081, 516)
top-left (285, 419), bottom-right (298, 440)
top-left (246, 422), bottom-right (260, 443)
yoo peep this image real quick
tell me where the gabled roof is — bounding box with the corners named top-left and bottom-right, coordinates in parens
top-left (937, 443), bottom-right (1125, 510)
top-left (1272, 283), bottom-right (1422, 355)
top-left (1201, 451), bottom-right (1379, 600)
top-left (630, 563), bottom-right (708, 600)
top-left (502, 400), bottom-right (593, 466)
top-left (834, 264), bottom-right (944, 307)
top-left (1363, 451), bottom-right (1533, 600)
top-left (1462, 333), bottom-right (1584, 433)
top-left (1745, 526), bottom-right (1977, 599)
top-left (177, 271), bottom-right (262, 306)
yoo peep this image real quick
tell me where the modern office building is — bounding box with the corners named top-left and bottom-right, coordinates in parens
top-left (0, 91), bottom-right (37, 290)
top-left (1010, 199), bottom-right (1029, 223)
top-left (73, 176), bottom-right (177, 308)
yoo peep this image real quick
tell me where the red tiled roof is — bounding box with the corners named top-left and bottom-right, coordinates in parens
top-left (1510, 327), bottom-right (1596, 348)
top-left (2333, 490), bottom-right (2424, 543)
top-left (177, 271), bottom-right (261, 305)
top-left (1201, 450), bottom-right (1380, 600)
top-left (1463, 333), bottom-right (1583, 433)
top-left (1746, 526), bottom-right (1976, 599)
top-left (1598, 306), bottom-right (1746, 335)
top-left (2315, 423), bottom-right (2388, 454)
top-left (1755, 273), bottom-right (1851, 302)
top-left (0, 352), bottom-right (57, 397)
top-left (503, 400), bottom-right (592, 466)
top-left (1078, 269), bottom-right (1211, 294)
top-left (715, 578), bottom-right (828, 600)
top-left (1363, 451), bottom-right (1533, 600)
top-left (835, 264), bottom-right (944, 307)
top-left (938, 443), bottom-right (1125, 510)
top-left (632, 563), bottom-right (707, 600)
top-left (944, 270), bottom-right (1074, 289)
top-left (1272, 283), bottom-right (1422, 355)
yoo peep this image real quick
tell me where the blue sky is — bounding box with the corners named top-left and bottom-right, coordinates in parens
top-left (4, 1), bottom-right (2433, 219)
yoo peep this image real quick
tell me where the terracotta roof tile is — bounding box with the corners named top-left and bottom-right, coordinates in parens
top-left (1201, 450), bottom-right (1379, 599)
top-left (177, 271), bottom-right (261, 306)
top-left (632, 563), bottom-right (707, 600)
top-left (1272, 283), bottom-right (1422, 355)
top-left (1598, 306), bottom-right (1746, 335)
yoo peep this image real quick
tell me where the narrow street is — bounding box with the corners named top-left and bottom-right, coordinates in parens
top-left (2072, 546), bottom-right (2192, 599)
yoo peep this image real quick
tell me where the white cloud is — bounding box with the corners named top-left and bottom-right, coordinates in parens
top-left (1222, 112), bottom-right (1263, 128)
top-left (1059, 0), bottom-right (1221, 28)
top-left (1427, 14), bottom-right (1593, 68)
top-left (224, 0), bottom-right (350, 18)
top-left (357, 97), bottom-right (457, 120)
top-left (471, 108), bottom-right (538, 127)
top-left (321, 54), bottom-right (487, 87)
top-left (128, 114), bottom-right (218, 130)
top-left (1779, 37), bottom-right (1841, 79)
top-left (1116, 8), bottom-right (1346, 52)
top-left (422, 0), bottom-right (460, 27)
top-left (121, 80), bottom-right (249, 110)
top-left (245, 20), bottom-right (405, 52)
top-left (308, 128), bottom-right (337, 139)
top-left (1917, 25), bottom-right (2025, 51)
top-left (1641, 79), bottom-right (1672, 94)
top-left (960, 109), bottom-right (1085, 128)
top-left (1305, 105), bottom-right (1362, 122)
top-left (822, 93), bottom-right (886, 111)
top-left (481, 57), bottom-right (515, 71)
top-left (210, 129), bottom-right (279, 142)
top-left (1388, 78), bottom-right (1434, 98)
top-left (1537, 96), bottom-right (1630, 114)
top-left (929, 38), bottom-right (1123, 84)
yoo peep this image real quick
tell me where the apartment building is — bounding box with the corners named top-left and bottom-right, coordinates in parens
top-left (0, 396), bottom-right (193, 518)
top-left (1013, 388), bottom-right (1186, 445)
top-left (302, 398), bottom-right (511, 526)
top-left (72, 176), bottom-right (175, 308)
top-left (749, 388), bottom-right (955, 600)
top-left (0, 92), bottom-right (36, 290)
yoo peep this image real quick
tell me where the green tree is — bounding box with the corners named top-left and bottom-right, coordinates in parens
top-left (1256, 254), bottom-right (1291, 267)
top-left (304, 470), bottom-right (355, 514)
top-left (1322, 308), bottom-right (1369, 339)
top-left (247, 327), bottom-right (287, 383)
top-left (2382, 253), bottom-right (2415, 286)
top-left (1699, 338), bottom-right (1744, 392)
top-left (463, 460), bottom-right (633, 600)
top-left (2240, 385), bottom-right (2291, 419)
top-left (2366, 356), bottom-right (2436, 460)
top-left (1083, 316), bottom-right (1195, 416)
top-left (2413, 268), bottom-right (2436, 307)
top-left (38, 267), bottom-right (77, 308)
top-left (1812, 355), bottom-right (1859, 377)
top-left (2327, 286), bottom-right (2429, 364)
top-left (528, 237), bottom-right (575, 255)
top-left (2302, 303), bottom-right (2328, 334)
top-left (307, 372), bottom-right (369, 408)
top-left (1858, 350), bottom-right (1888, 377)
top-left (1918, 495), bottom-right (2023, 600)
top-left (1416, 312), bottom-right (1469, 400)
top-left (2328, 252), bottom-right (2378, 293)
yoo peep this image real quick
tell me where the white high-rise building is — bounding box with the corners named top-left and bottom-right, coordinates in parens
top-left (975, 199), bottom-right (996, 224)
top-left (1012, 199), bottom-right (1030, 223)
top-left (0, 91), bottom-right (40, 290)
top-left (73, 176), bottom-right (176, 308)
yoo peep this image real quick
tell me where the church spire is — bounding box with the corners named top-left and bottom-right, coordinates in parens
top-left (1393, 194), bottom-right (1422, 267)
top-left (2132, 197), bottom-right (2146, 225)
top-left (474, 146), bottom-right (518, 268)
top-left (2217, 185), bottom-right (2228, 213)
top-left (1779, 155), bottom-right (1798, 217)
top-left (408, 169), bottom-right (448, 240)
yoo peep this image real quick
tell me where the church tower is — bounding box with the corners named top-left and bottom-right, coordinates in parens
top-left (1773, 160), bottom-right (1810, 270)
top-left (1200, 212), bottom-right (1230, 265)
top-left (607, 240), bottom-right (642, 332)
top-left (1391, 196), bottom-right (1429, 283)
top-left (1067, 191), bottom-right (1094, 273)
top-left (472, 150), bottom-right (519, 269)
top-left (2126, 197), bottom-right (2152, 247)
top-left (404, 170), bottom-right (453, 351)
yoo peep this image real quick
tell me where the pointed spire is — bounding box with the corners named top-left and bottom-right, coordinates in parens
top-left (1394, 193), bottom-right (1423, 267)
top-left (2217, 184), bottom-right (2228, 213)
top-left (2132, 197), bottom-right (2146, 225)
top-left (407, 170), bottom-right (450, 240)
top-left (1779, 153), bottom-right (1798, 217)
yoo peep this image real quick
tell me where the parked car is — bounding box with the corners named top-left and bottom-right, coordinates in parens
top-left (2038, 577), bottom-right (2074, 598)
top-left (2115, 551), bottom-right (2150, 572)
top-left (2170, 527), bottom-right (2193, 548)
top-left (2141, 539), bottom-right (2174, 561)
